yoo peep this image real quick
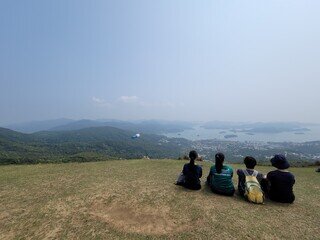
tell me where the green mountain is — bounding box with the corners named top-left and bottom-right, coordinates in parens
top-left (0, 127), bottom-right (190, 164)
top-left (50, 119), bottom-right (194, 134)
top-left (4, 118), bottom-right (75, 133)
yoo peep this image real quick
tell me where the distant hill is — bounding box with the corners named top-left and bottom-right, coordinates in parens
top-left (0, 128), bottom-right (43, 164)
top-left (50, 119), bottom-right (194, 134)
top-left (202, 121), bottom-right (311, 133)
top-left (0, 127), bottom-right (32, 142)
top-left (4, 118), bottom-right (75, 133)
top-left (3, 119), bottom-right (194, 134)
top-left (49, 119), bottom-right (113, 131)
top-left (0, 126), bottom-right (191, 164)
top-left (49, 119), bottom-right (135, 132)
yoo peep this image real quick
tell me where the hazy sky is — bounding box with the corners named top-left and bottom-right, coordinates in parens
top-left (1, 0), bottom-right (320, 125)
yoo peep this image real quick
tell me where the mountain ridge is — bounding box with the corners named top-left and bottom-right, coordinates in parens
top-left (0, 126), bottom-right (189, 164)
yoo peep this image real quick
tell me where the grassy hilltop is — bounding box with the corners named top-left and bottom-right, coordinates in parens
top-left (0, 160), bottom-right (319, 240)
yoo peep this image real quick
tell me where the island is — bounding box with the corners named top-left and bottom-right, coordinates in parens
top-left (224, 134), bottom-right (238, 139)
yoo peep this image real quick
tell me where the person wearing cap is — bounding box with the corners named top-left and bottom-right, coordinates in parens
top-left (266, 154), bottom-right (295, 203)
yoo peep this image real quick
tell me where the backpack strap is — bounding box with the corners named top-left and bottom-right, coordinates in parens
top-left (252, 170), bottom-right (258, 177)
top-left (243, 169), bottom-right (258, 177)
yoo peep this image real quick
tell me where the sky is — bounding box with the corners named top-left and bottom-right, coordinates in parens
top-left (1, 0), bottom-right (320, 125)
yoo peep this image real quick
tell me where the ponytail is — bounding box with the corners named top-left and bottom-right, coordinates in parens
top-left (189, 150), bottom-right (198, 171)
top-left (215, 152), bottom-right (225, 174)
top-left (190, 158), bottom-right (195, 166)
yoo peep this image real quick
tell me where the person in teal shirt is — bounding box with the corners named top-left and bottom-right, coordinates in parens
top-left (207, 152), bottom-right (235, 196)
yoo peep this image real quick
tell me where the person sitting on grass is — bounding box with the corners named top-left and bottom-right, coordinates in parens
top-left (237, 156), bottom-right (265, 197)
top-left (207, 153), bottom-right (235, 196)
top-left (176, 150), bottom-right (202, 190)
top-left (265, 154), bottom-right (295, 204)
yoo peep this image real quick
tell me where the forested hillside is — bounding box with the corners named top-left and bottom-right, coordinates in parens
top-left (0, 127), bottom-right (190, 164)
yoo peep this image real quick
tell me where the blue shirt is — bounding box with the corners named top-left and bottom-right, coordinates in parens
top-left (183, 163), bottom-right (202, 190)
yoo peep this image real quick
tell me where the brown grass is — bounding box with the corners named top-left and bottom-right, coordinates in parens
top-left (0, 160), bottom-right (319, 239)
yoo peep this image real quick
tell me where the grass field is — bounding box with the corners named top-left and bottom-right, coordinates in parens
top-left (0, 160), bottom-right (319, 240)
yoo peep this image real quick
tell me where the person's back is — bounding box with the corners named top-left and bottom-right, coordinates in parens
top-left (267, 154), bottom-right (295, 203)
top-left (183, 162), bottom-right (202, 190)
top-left (176, 150), bottom-right (202, 190)
top-left (207, 153), bottom-right (235, 196)
top-left (209, 165), bottom-right (234, 194)
top-left (237, 156), bottom-right (264, 197)
top-left (237, 169), bottom-right (264, 196)
top-left (267, 170), bottom-right (295, 203)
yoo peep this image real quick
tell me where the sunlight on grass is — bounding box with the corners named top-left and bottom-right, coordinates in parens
top-left (0, 160), bottom-right (319, 239)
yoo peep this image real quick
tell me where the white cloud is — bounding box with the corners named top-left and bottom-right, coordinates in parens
top-left (92, 97), bottom-right (112, 107)
top-left (92, 97), bottom-right (104, 104)
top-left (118, 95), bottom-right (177, 108)
top-left (93, 95), bottom-right (178, 109)
top-left (143, 101), bottom-right (173, 108)
top-left (118, 95), bottom-right (139, 104)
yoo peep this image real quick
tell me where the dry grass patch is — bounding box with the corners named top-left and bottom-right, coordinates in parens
top-left (90, 203), bottom-right (186, 235)
top-left (0, 160), bottom-right (319, 239)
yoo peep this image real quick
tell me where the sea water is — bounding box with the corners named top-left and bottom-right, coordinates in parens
top-left (164, 125), bottom-right (320, 142)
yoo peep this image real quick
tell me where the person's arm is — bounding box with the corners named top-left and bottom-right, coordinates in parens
top-left (182, 164), bottom-right (187, 175)
top-left (199, 166), bottom-right (203, 178)
top-left (257, 173), bottom-right (264, 182)
top-left (265, 172), bottom-right (272, 189)
top-left (207, 167), bottom-right (212, 182)
top-left (292, 174), bottom-right (295, 185)
top-left (237, 170), bottom-right (243, 184)
top-left (266, 172), bottom-right (271, 180)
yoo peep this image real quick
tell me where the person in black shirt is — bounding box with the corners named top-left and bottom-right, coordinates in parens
top-left (265, 154), bottom-right (295, 203)
top-left (176, 150), bottom-right (202, 190)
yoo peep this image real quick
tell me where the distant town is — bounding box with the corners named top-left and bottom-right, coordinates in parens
top-left (188, 139), bottom-right (320, 164)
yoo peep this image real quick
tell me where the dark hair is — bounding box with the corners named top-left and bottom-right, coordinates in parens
top-left (189, 150), bottom-right (198, 166)
top-left (215, 152), bottom-right (225, 174)
top-left (244, 156), bottom-right (257, 169)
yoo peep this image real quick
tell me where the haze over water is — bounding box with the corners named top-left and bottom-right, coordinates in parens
top-left (165, 125), bottom-right (320, 143)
